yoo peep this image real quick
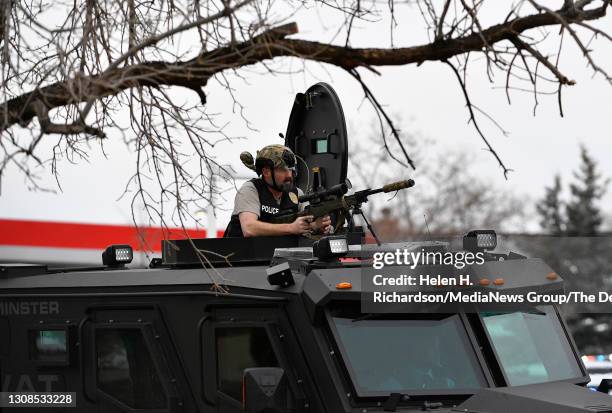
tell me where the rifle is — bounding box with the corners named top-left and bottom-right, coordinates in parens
top-left (271, 179), bottom-right (415, 227)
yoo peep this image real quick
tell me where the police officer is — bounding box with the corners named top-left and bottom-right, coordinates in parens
top-left (224, 144), bottom-right (331, 237)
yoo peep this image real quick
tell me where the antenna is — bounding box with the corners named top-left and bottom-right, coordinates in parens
top-left (423, 213), bottom-right (433, 242)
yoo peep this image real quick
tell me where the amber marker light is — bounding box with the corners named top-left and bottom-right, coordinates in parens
top-left (493, 278), bottom-right (505, 286)
top-left (336, 282), bottom-right (352, 290)
top-left (479, 278), bottom-right (491, 286)
top-left (547, 272), bottom-right (559, 281)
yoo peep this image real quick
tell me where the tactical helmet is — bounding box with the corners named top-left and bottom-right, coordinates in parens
top-left (240, 144), bottom-right (297, 176)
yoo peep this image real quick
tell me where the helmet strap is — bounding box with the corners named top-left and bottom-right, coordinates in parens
top-left (263, 163), bottom-right (286, 193)
top-left (270, 170), bottom-right (281, 192)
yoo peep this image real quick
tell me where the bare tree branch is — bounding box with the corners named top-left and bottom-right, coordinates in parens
top-left (444, 60), bottom-right (512, 178)
top-left (2, 3), bottom-right (609, 133)
top-left (347, 67), bottom-right (415, 169)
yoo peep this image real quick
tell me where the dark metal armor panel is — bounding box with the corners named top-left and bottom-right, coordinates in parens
top-left (285, 83), bottom-right (348, 193)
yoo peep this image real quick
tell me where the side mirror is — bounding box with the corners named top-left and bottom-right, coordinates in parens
top-left (242, 367), bottom-right (289, 413)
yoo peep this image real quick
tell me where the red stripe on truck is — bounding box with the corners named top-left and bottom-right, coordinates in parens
top-left (0, 219), bottom-right (223, 252)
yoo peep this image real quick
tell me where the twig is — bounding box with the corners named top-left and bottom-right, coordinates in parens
top-left (347, 68), bottom-right (416, 170)
top-left (444, 59), bottom-right (512, 179)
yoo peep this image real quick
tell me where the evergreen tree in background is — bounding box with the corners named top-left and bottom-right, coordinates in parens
top-left (536, 174), bottom-right (565, 235)
top-left (565, 145), bottom-right (608, 236)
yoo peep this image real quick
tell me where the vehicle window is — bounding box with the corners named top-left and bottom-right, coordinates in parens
top-left (482, 307), bottom-right (583, 386)
top-left (331, 315), bottom-right (486, 395)
top-left (215, 326), bottom-right (279, 400)
top-left (30, 329), bottom-right (67, 362)
top-left (96, 329), bottom-right (167, 409)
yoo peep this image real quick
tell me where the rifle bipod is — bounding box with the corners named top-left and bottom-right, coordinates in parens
top-left (349, 205), bottom-right (381, 246)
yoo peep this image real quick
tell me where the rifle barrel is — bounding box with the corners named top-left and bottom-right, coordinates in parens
top-left (355, 179), bottom-right (415, 199)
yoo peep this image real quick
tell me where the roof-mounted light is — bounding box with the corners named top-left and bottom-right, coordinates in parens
top-left (463, 230), bottom-right (497, 252)
top-left (102, 245), bottom-right (133, 267)
top-left (313, 235), bottom-right (348, 261)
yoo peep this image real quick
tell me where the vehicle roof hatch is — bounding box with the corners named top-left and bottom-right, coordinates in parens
top-left (284, 82), bottom-right (348, 193)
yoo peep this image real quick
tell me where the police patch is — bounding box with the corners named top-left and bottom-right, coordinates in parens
top-left (289, 192), bottom-right (299, 204)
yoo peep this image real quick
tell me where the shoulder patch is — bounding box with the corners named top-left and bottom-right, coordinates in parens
top-left (289, 192), bottom-right (299, 204)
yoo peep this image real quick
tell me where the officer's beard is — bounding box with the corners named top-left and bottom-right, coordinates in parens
top-left (267, 174), bottom-right (293, 193)
top-left (278, 179), bottom-right (293, 193)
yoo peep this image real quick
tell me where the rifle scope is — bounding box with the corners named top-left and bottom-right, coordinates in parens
top-left (298, 183), bottom-right (348, 203)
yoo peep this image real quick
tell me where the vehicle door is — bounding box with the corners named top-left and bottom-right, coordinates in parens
top-left (202, 306), bottom-right (310, 413)
top-left (81, 306), bottom-right (189, 413)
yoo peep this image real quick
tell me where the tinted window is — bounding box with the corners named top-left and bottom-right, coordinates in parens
top-left (332, 315), bottom-right (486, 394)
top-left (30, 330), bottom-right (67, 362)
top-left (482, 307), bottom-right (582, 386)
top-left (96, 329), bottom-right (167, 409)
top-left (216, 327), bottom-right (279, 400)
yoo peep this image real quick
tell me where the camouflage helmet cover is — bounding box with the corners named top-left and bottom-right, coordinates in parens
top-left (240, 144), bottom-right (297, 175)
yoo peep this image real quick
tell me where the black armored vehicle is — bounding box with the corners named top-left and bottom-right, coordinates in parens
top-left (1, 84), bottom-right (611, 413)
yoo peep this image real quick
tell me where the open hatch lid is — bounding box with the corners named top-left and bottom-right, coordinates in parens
top-left (284, 83), bottom-right (348, 193)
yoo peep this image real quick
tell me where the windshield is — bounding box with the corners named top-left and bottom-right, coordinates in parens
top-left (330, 314), bottom-right (486, 395)
top-left (481, 306), bottom-right (583, 386)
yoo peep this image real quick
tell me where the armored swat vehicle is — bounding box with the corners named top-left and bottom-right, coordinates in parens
top-left (1, 83), bottom-right (611, 413)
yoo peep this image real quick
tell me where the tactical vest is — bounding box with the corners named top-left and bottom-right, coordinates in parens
top-left (224, 178), bottom-right (299, 237)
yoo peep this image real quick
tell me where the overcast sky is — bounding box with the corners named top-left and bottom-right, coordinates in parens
top-left (2, 2), bottom-right (611, 233)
